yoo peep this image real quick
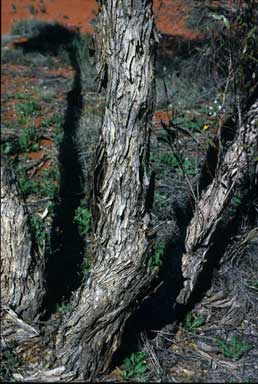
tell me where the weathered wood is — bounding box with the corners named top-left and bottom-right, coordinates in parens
top-left (1, 157), bottom-right (45, 321)
top-left (177, 101), bottom-right (258, 304)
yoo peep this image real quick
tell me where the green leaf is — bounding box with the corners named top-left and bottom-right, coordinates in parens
top-left (136, 365), bottom-right (147, 374)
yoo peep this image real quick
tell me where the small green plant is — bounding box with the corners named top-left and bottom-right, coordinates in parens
top-left (170, 115), bottom-right (204, 133)
top-left (1, 142), bottom-right (16, 155)
top-left (122, 352), bottom-right (148, 380)
top-left (54, 131), bottom-right (64, 145)
top-left (147, 241), bottom-right (165, 269)
top-left (216, 336), bottom-right (253, 360)
top-left (17, 166), bottom-right (39, 196)
top-left (30, 215), bottom-right (47, 248)
top-left (178, 158), bottom-right (196, 176)
top-left (40, 168), bottom-right (59, 198)
top-left (16, 101), bottom-right (41, 117)
top-left (183, 311), bottom-right (205, 335)
top-left (154, 191), bottom-right (167, 208)
top-left (160, 153), bottom-right (196, 176)
top-left (16, 165), bottom-right (59, 198)
top-left (74, 201), bottom-right (92, 236)
top-left (41, 113), bottom-right (64, 130)
top-left (160, 153), bottom-right (179, 167)
top-left (41, 114), bottom-right (64, 144)
top-left (18, 126), bottom-right (39, 152)
top-left (15, 92), bottom-right (32, 100)
top-left (56, 300), bottom-right (72, 314)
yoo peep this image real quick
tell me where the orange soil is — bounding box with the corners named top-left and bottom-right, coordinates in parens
top-left (153, 110), bottom-right (173, 130)
top-left (2, 0), bottom-right (199, 39)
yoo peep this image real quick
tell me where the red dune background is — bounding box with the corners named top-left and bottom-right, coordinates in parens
top-left (1, 0), bottom-right (199, 39)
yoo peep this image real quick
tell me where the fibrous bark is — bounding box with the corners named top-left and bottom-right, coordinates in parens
top-left (55, 0), bottom-right (157, 379)
top-left (177, 101), bottom-right (258, 304)
top-left (1, 157), bottom-right (45, 321)
top-left (1, 3), bottom-right (157, 379)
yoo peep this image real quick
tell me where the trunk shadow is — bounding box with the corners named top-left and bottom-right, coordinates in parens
top-left (15, 24), bottom-right (86, 318)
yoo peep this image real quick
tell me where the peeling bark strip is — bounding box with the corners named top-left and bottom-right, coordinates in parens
top-left (0, 157), bottom-right (45, 321)
top-left (177, 101), bottom-right (258, 305)
top-left (56, 0), bottom-right (157, 379)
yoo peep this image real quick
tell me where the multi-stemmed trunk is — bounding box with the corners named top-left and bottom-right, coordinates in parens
top-left (1, 0), bottom-right (257, 381)
top-left (1, 0), bottom-right (157, 380)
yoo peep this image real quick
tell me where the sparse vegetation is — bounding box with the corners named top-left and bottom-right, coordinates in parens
top-left (147, 241), bottom-right (165, 269)
top-left (216, 336), bottom-right (253, 360)
top-left (74, 200), bottom-right (92, 236)
top-left (16, 165), bottom-right (59, 199)
top-left (30, 214), bottom-right (47, 249)
top-left (183, 311), bottom-right (205, 335)
top-left (122, 352), bottom-right (149, 380)
top-left (41, 113), bottom-right (64, 130)
top-left (56, 300), bottom-right (72, 314)
top-left (18, 126), bottom-right (39, 152)
top-left (16, 101), bottom-right (41, 117)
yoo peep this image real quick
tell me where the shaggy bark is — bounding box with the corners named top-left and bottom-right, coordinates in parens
top-left (1, 2), bottom-right (157, 380)
top-left (177, 101), bottom-right (258, 304)
top-left (55, 1), bottom-right (157, 379)
top-left (1, 157), bottom-right (45, 321)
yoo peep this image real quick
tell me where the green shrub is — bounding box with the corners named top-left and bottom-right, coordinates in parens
top-left (160, 153), bottom-right (196, 177)
top-left (16, 101), bottom-right (41, 117)
top-left (1, 142), bottom-right (17, 155)
top-left (216, 336), bottom-right (253, 360)
top-left (30, 215), bottom-right (47, 248)
top-left (17, 166), bottom-right (59, 198)
top-left (183, 311), bottom-right (205, 335)
top-left (41, 113), bottom-right (63, 130)
top-left (74, 201), bottom-right (92, 236)
top-left (18, 126), bottom-right (39, 152)
top-left (122, 352), bottom-right (148, 380)
top-left (56, 300), bottom-right (72, 314)
top-left (147, 241), bottom-right (165, 269)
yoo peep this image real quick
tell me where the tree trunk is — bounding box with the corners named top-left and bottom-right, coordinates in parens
top-left (1, 157), bottom-right (45, 321)
top-left (1, 2), bottom-right (157, 380)
top-left (177, 101), bottom-right (258, 305)
top-left (55, 1), bottom-right (157, 379)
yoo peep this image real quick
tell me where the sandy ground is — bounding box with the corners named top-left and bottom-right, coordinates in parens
top-left (2, 0), bottom-right (199, 39)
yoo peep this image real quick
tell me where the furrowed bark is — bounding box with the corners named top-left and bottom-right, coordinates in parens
top-left (1, 157), bottom-right (45, 320)
top-left (4, 0), bottom-right (157, 381)
top-left (55, 0), bottom-right (157, 380)
top-left (177, 101), bottom-right (258, 304)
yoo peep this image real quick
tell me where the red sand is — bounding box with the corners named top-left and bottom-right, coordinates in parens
top-left (2, 0), bottom-right (199, 39)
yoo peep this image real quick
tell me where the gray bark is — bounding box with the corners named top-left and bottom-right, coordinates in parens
top-left (1, 157), bottom-right (45, 321)
top-left (1, 2), bottom-right (157, 380)
top-left (177, 101), bottom-right (258, 304)
top-left (55, 0), bottom-right (157, 379)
